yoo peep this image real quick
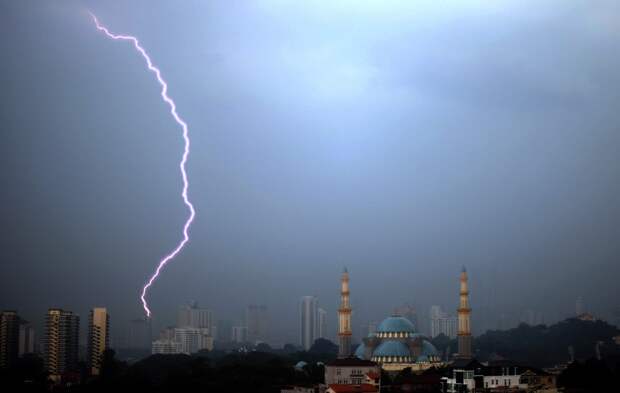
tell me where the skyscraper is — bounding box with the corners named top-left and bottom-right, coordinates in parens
top-left (177, 302), bottom-right (214, 335)
top-left (299, 296), bottom-right (319, 350)
top-left (87, 308), bottom-right (110, 375)
top-left (129, 317), bottom-right (152, 350)
top-left (318, 308), bottom-right (328, 339)
top-left (18, 319), bottom-right (36, 356)
top-left (44, 308), bottom-right (80, 379)
top-left (0, 310), bottom-right (20, 369)
top-left (246, 305), bottom-right (269, 344)
top-left (174, 327), bottom-right (213, 354)
top-left (232, 326), bottom-right (248, 343)
top-left (430, 305), bottom-right (458, 339)
top-left (457, 267), bottom-right (472, 358)
top-left (338, 268), bottom-right (352, 358)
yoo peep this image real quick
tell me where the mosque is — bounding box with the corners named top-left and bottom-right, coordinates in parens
top-left (354, 315), bottom-right (441, 371)
top-left (335, 268), bottom-right (472, 372)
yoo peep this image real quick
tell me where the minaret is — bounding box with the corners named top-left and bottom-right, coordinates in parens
top-left (457, 266), bottom-right (472, 358)
top-left (338, 267), bottom-right (352, 358)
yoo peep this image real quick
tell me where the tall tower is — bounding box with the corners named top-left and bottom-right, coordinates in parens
top-left (457, 267), bottom-right (472, 358)
top-left (87, 307), bottom-right (110, 375)
top-left (338, 268), bottom-right (352, 358)
top-left (45, 308), bottom-right (80, 380)
top-left (299, 296), bottom-right (318, 350)
top-left (0, 311), bottom-right (20, 370)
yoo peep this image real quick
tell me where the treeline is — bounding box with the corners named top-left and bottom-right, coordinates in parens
top-left (431, 317), bottom-right (620, 367)
top-left (0, 340), bottom-right (338, 393)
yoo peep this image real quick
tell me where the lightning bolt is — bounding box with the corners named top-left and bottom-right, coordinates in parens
top-left (89, 12), bottom-right (196, 317)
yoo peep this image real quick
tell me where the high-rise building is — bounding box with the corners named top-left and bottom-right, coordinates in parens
top-left (318, 308), bottom-right (328, 339)
top-left (44, 308), bottom-right (80, 379)
top-left (151, 339), bottom-right (182, 354)
top-left (299, 296), bottom-right (319, 350)
top-left (232, 326), bottom-right (248, 343)
top-left (430, 306), bottom-right (457, 339)
top-left (246, 305), bottom-right (268, 344)
top-left (457, 267), bottom-right (472, 359)
top-left (0, 310), bottom-right (20, 369)
top-left (174, 327), bottom-right (213, 354)
top-left (128, 317), bottom-right (152, 350)
top-left (177, 302), bottom-right (215, 336)
top-left (87, 308), bottom-right (110, 375)
top-left (18, 320), bottom-right (36, 356)
top-left (338, 268), bottom-right (352, 358)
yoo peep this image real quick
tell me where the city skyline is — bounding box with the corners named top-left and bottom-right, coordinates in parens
top-left (1, 3), bottom-right (620, 392)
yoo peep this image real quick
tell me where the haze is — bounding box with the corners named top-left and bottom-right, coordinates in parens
top-left (1, 0), bottom-right (619, 345)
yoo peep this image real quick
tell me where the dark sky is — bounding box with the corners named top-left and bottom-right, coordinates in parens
top-left (2, 1), bottom-right (620, 345)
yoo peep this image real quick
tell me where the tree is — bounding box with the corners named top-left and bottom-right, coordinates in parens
top-left (309, 338), bottom-right (338, 355)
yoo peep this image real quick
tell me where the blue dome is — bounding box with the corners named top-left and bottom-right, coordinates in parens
top-left (373, 340), bottom-right (411, 357)
top-left (421, 340), bottom-right (438, 357)
top-left (376, 316), bottom-right (415, 333)
top-left (354, 343), bottom-right (366, 359)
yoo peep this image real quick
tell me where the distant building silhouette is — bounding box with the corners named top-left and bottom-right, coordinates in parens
top-left (0, 310), bottom-right (20, 369)
top-left (18, 319), bottom-right (36, 356)
top-left (87, 307), bottom-right (110, 375)
top-left (430, 305), bottom-right (457, 339)
top-left (217, 319), bottom-right (233, 342)
top-left (318, 308), bottom-right (328, 339)
top-left (177, 302), bottom-right (215, 336)
top-left (299, 296), bottom-right (319, 350)
top-left (44, 308), bottom-right (79, 380)
top-left (128, 317), bottom-right (152, 350)
top-left (246, 305), bottom-right (269, 344)
top-left (232, 325), bottom-right (248, 343)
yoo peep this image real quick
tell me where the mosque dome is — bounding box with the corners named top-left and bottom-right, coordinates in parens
top-left (420, 340), bottom-right (439, 357)
top-left (354, 343), bottom-right (366, 359)
top-left (371, 340), bottom-right (412, 363)
top-left (375, 316), bottom-right (415, 338)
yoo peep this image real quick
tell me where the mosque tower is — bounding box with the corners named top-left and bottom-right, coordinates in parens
top-left (457, 267), bottom-right (472, 358)
top-left (338, 267), bottom-right (352, 358)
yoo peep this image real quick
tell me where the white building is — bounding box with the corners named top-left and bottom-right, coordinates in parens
top-left (430, 305), bottom-right (457, 339)
top-left (174, 327), bottom-right (213, 354)
top-left (152, 339), bottom-right (182, 355)
top-left (324, 357), bottom-right (381, 386)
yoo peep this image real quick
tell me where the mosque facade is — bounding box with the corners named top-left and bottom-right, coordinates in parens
top-left (336, 268), bottom-right (472, 371)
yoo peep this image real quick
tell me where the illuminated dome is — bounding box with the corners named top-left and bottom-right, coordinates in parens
top-left (375, 316), bottom-right (415, 338)
top-left (371, 340), bottom-right (412, 363)
top-left (356, 315), bottom-right (442, 368)
top-left (354, 343), bottom-right (366, 358)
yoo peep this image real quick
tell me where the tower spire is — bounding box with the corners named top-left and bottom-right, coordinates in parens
top-left (338, 268), bottom-right (352, 358)
top-left (457, 267), bottom-right (472, 358)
